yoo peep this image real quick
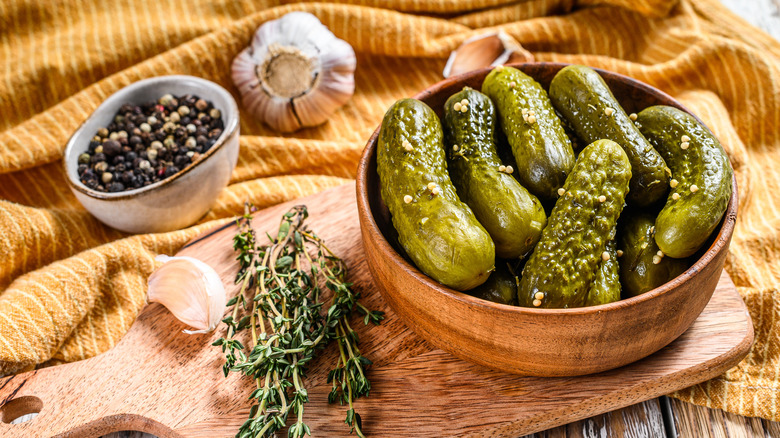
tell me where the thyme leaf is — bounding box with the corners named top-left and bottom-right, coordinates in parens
top-left (216, 204), bottom-right (384, 438)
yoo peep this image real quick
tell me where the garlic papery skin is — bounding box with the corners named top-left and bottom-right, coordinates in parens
top-left (147, 255), bottom-right (226, 335)
top-left (231, 12), bottom-right (356, 133)
top-left (442, 31), bottom-right (535, 78)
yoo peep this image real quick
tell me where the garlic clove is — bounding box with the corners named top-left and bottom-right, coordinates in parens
top-left (293, 38), bottom-right (356, 128)
top-left (442, 31), bottom-right (535, 78)
top-left (231, 12), bottom-right (356, 133)
top-left (147, 255), bottom-right (226, 335)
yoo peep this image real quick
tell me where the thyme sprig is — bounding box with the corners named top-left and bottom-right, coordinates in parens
top-left (214, 204), bottom-right (383, 438)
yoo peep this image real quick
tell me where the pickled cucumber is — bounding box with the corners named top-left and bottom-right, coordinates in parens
top-left (636, 105), bottom-right (733, 258)
top-left (468, 262), bottom-right (517, 305)
top-left (377, 98), bottom-right (495, 291)
top-left (518, 139), bottom-right (631, 308)
top-left (618, 213), bottom-right (690, 297)
top-left (549, 65), bottom-right (669, 206)
top-left (585, 237), bottom-right (621, 306)
top-left (482, 66), bottom-right (575, 200)
top-left (443, 88), bottom-right (547, 259)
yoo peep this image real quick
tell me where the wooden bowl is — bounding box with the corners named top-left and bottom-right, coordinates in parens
top-left (356, 62), bottom-right (738, 377)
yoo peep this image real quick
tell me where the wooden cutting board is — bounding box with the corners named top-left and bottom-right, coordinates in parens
top-left (0, 183), bottom-right (753, 438)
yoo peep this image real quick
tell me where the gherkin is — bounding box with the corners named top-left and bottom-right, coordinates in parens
top-left (482, 66), bottom-right (575, 201)
top-left (636, 105), bottom-right (733, 258)
top-left (618, 213), bottom-right (690, 297)
top-left (549, 64), bottom-right (669, 206)
top-left (377, 98), bottom-right (495, 291)
top-left (586, 237), bottom-right (621, 306)
top-left (443, 87), bottom-right (547, 260)
top-left (518, 139), bottom-right (631, 308)
top-left (468, 262), bottom-right (518, 305)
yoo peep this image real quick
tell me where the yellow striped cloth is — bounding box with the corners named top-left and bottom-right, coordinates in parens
top-left (1, 0), bottom-right (779, 420)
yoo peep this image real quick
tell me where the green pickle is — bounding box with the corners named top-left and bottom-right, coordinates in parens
top-left (549, 65), bottom-right (669, 206)
top-left (468, 262), bottom-right (518, 305)
top-left (377, 98), bottom-right (495, 291)
top-left (636, 105), bottom-right (733, 258)
top-left (482, 66), bottom-right (575, 200)
top-left (518, 139), bottom-right (631, 308)
top-left (586, 237), bottom-right (621, 306)
top-left (618, 213), bottom-right (690, 297)
top-left (443, 88), bottom-right (547, 259)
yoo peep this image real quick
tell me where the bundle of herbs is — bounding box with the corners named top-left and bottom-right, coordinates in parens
top-left (214, 205), bottom-right (383, 438)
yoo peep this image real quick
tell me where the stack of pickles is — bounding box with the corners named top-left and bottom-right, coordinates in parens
top-left (377, 65), bottom-right (733, 309)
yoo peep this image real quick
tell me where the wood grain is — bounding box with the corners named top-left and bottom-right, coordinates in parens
top-left (0, 183), bottom-right (753, 437)
top-left (668, 397), bottom-right (780, 437)
top-left (521, 400), bottom-right (667, 438)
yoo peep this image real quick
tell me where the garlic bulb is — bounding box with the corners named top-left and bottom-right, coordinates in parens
top-left (443, 31), bottom-right (534, 78)
top-left (147, 255), bottom-right (226, 334)
top-left (231, 12), bottom-right (356, 133)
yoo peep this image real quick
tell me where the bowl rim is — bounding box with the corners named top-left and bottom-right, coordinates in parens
top-left (62, 75), bottom-right (240, 201)
top-left (356, 61), bottom-right (739, 316)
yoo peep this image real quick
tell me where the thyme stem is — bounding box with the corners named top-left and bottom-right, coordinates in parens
top-left (214, 205), bottom-right (384, 438)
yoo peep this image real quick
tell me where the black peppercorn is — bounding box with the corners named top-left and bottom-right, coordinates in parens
top-left (174, 155), bottom-right (188, 168)
top-left (164, 166), bottom-right (179, 178)
top-left (81, 93), bottom-right (221, 192)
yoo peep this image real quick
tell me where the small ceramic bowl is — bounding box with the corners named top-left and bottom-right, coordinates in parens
top-left (357, 62), bottom-right (738, 377)
top-left (63, 75), bottom-right (240, 234)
